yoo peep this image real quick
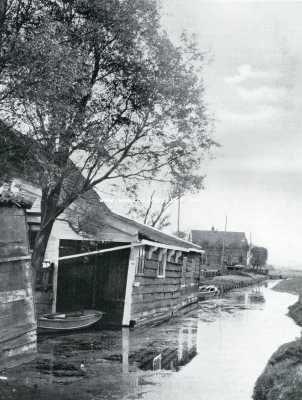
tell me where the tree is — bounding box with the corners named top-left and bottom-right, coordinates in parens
top-left (0, 1), bottom-right (37, 102)
top-left (250, 246), bottom-right (268, 268)
top-left (127, 188), bottom-right (175, 230)
top-left (126, 172), bottom-right (205, 230)
top-left (1, 0), bottom-right (214, 276)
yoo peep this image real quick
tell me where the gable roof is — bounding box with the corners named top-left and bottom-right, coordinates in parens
top-left (191, 229), bottom-right (248, 248)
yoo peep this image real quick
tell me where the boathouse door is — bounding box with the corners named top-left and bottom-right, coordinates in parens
top-left (56, 240), bottom-right (130, 323)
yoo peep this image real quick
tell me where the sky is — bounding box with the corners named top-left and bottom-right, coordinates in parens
top-left (157, 1), bottom-right (302, 268)
top-left (102, 1), bottom-right (302, 268)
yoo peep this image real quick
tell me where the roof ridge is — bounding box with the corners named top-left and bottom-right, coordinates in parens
top-left (111, 212), bottom-right (201, 249)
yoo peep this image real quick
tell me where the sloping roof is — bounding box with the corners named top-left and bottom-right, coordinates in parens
top-left (191, 230), bottom-right (248, 248)
top-left (16, 177), bottom-right (113, 239)
top-left (2, 122), bottom-right (201, 251)
top-left (112, 213), bottom-right (201, 250)
top-left (0, 187), bottom-right (33, 209)
top-left (14, 177), bottom-right (201, 251)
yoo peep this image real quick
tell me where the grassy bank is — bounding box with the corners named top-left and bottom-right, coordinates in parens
top-left (253, 278), bottom-right (302, 400)
top-left (273, 278), bottom-right (302, 326)
top-left (253, 339), bottom-right (302, 400)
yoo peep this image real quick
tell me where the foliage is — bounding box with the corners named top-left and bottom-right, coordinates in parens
top-left (0, 0), bottom-right (214, 271)
top-left (0, 121), bottom-right (39, 183)
top-left (250, 246), bottom-right (268, 268)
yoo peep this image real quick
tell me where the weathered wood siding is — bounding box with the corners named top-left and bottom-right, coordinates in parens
top-left (0, 205), bottom-right (36, 368)
top-left (29, 215), bottom-right (136, 316)
top-left (130, 249), bottom-right (200, 327)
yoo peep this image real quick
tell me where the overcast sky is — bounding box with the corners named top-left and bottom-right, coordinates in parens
top-left (159, 1), bottom-right (302, 268)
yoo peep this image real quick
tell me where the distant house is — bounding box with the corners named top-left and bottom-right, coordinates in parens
top-left (190, 227), bottom-right (248, 270)
top-left (8, 178), bottom-right (204, 328)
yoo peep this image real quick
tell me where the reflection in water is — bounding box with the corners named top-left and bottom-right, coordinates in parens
top-left (133, 324), bottom-right (197, 371)
top-left (6, 282), bottom-right (300, 400)
top-left (143, 282), bottom-right (300, 400)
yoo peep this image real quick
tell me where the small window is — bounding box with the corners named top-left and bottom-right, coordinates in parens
top-left (157, 251), bottom-right (167, 278)
top-left (136, 247), bottom-right (145, 275)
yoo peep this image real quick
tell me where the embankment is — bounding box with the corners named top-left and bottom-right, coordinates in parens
top-left (273, 278), bottom-right (302, 326)
top-left (209, 273), bottom-right (266, 293)
top-left (253, 278), bottom-right (302, 400)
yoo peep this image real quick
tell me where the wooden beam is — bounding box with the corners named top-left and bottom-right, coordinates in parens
top-left (58, 243), bottom-right (143, 261)
top-left (175, 251), bottom-right (182, 263)
top-left (167, 249), bottom-right (176, 262)
top-left (0, 289), bottom-right (28, 304)
top-left (122, 247), bottom-right (138, 327)
top-left (148, 246), bottom-right (158, 260)
top-left (158, 248), bottom-right (167, 262)
top-left (0, 255), bottom-right (31, 264)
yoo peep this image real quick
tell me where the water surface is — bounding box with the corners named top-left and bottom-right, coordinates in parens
top-left (6, 281), bottom-right (300, 400)
top-left (143, 281), bottom-right (300, 400)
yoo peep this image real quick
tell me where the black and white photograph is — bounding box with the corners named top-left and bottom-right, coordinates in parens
top-left (0, 1), bottom-right (302, 399)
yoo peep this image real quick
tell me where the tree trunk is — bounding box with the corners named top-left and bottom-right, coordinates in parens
top-left (31, 185), bottom-right (63, 286)
top-left (31, 220), bottom-right (55, 285)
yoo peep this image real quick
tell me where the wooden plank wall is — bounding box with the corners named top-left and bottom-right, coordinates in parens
top-left (0, 205), bottom-right (36, 369)
top-left (130, 250), bottom-right (200, 327)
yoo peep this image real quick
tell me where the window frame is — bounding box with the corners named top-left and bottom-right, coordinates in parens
top-left (182, 256), bottom-right (187, 278)
top-left (136, 246), bottom-right (145, 275)
top-left (157, 250), bottom-right (167, 278)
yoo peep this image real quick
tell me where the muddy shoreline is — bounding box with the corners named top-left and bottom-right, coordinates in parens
top-left (253, 279), bottom-right (302, 400)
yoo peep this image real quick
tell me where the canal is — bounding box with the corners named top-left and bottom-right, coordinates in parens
top-left (3, 281), bottom-right (300, 400)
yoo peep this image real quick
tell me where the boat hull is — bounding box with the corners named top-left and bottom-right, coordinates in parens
top-left (198, 292), bottom-right (219, 301)
top-left (38, 310), bottom-right (104, 332)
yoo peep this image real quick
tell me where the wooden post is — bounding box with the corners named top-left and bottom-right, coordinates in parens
top-left (220, 215), bottom-right (227, 271)
top-left (122, 247), bottom-right (138, 326)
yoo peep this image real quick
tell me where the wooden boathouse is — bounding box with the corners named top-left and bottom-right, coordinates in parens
top-left (14, 178), bottom-right (205, 327)
top-left (0, 188), bottom-right (36, 368)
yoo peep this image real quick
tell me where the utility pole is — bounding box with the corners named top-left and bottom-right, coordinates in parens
top-left (177, 194), bottom-right (180, 236)
top-left (248, 232), bottom-right (253, 268)
top-left (220, 215), bottom-right (227, 271)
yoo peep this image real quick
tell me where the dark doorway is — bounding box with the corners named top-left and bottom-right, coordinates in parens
top-left (56, 240), bottom-right (130, 324)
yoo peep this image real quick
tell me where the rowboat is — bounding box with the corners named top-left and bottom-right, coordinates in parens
top-left (38, 309), bottom-right (104, 332)
top-left (198, 285), bottom-right (220, 301)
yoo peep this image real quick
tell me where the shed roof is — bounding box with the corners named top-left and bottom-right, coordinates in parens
top-left (2, 121), bottom-right (201, 252)
top-left (0, 188), bottom-right (33, 209)
top-left (112, 213), bottom-right (201, 250)
top-left (12, 178), bottom-right (201, 252)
